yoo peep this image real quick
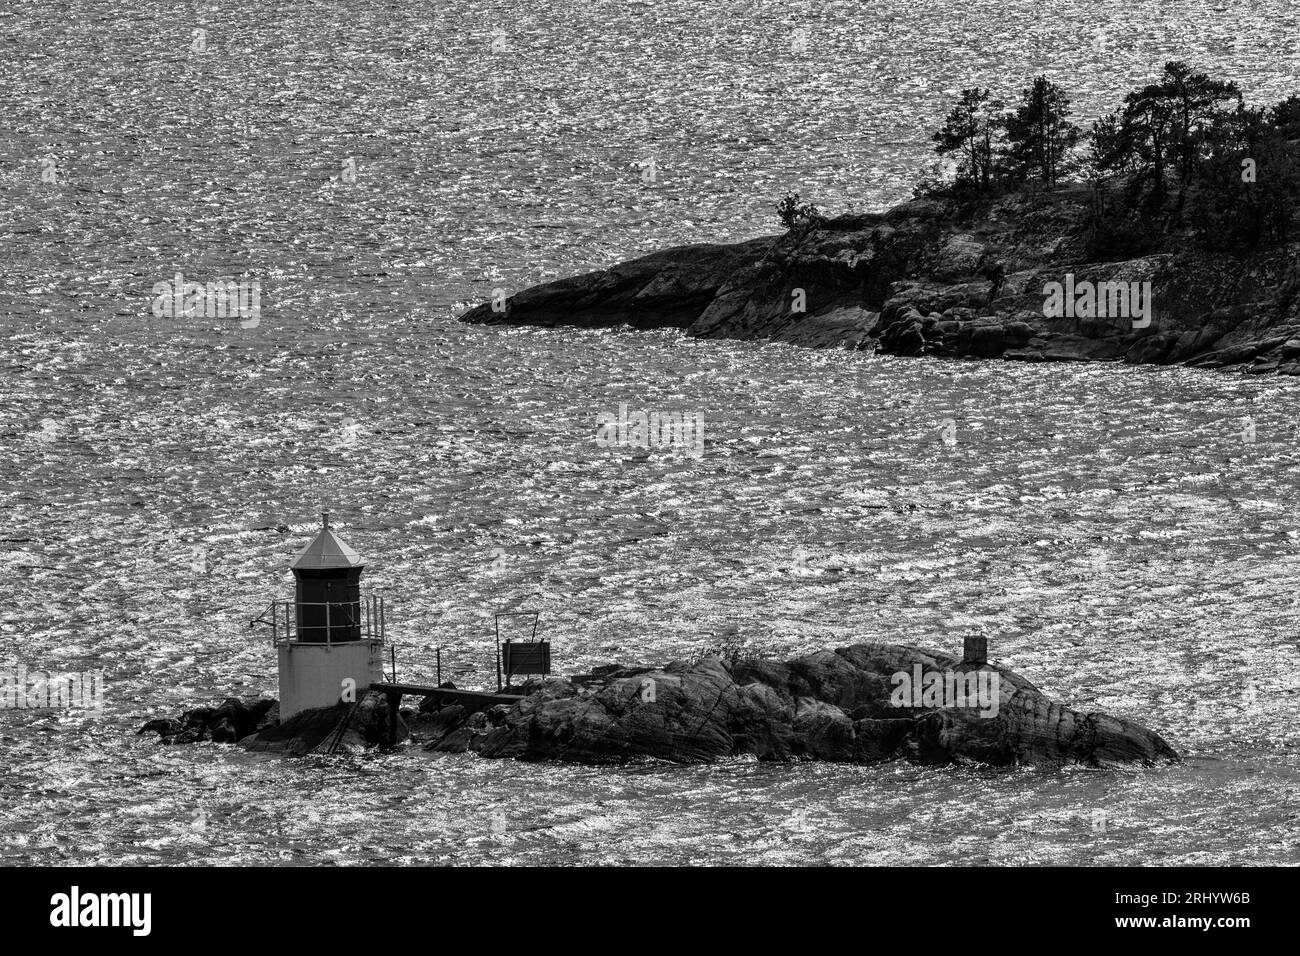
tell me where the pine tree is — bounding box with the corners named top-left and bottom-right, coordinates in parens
top-left (1003, 76), bottom-right (1080, 188)
top-left (1089, 62), bottom-right (1239, 206)
top-left (1161, 61), bottom-right (1242, 185)
top-left (933, 88), bottom-right (1004, 193)
top-left (1270, 95), bottom-right (1300, 140)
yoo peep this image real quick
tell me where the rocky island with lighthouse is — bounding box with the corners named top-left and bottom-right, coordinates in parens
top-left (137, 516), bottom-right (1179, 768)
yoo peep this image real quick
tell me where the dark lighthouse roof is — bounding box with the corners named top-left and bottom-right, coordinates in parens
top-left (291, 513), bottom-right (364, 570)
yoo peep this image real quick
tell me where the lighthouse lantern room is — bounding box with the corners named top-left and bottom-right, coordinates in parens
top-left (253, 513), bottom-right (386, 719)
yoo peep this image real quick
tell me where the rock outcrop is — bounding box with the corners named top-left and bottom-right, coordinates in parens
top-left (421, 643), bottom-right (1178, 768)
top-left (137, 691), bottom-right (406, 756)
top-left (460, 186), bottom-right (1300, 373)
top-left (137, 696), bottom-right (278, 745)
top-left (239, 691), bottom-right (407, 755)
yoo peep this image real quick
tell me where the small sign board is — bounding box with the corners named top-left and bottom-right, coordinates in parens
top-left (502, 640), bottom-right (550, 678)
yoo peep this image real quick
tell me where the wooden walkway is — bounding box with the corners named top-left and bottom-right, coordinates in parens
top-left (369, 681), bottom-right (525, 744)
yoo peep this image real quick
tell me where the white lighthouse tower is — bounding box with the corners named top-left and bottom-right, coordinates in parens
top-left (256, 514), bottom-right (386, 719)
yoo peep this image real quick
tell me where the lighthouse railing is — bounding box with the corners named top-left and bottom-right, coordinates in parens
top-left (253, 595), bottom-right (387, 647)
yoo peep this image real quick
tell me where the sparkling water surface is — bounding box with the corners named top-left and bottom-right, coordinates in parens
top-left (2, 0), bottom-right (1299, 864)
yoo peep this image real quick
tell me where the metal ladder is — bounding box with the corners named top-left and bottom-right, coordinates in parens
top-left (318, 702), bottom-right (359, 755)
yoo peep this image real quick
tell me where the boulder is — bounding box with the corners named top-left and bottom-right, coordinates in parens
top-left (136, 717), bottom-right (180, 740)
top-left (209, 717), bottom-right (239, 744)
top-left (254, 701), bottom-right (279, 732)
top-left (408, 703), bottom-right (466, 744)
top-left (931, 234), bottom-right (986, 281)
top-left (210, 696), bottom-right (274, 741)
top-left (954, 319), bottom-right (1035, 358)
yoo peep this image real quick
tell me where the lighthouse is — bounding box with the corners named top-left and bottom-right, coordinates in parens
top-left (256, 514), bottom-right (387, 719)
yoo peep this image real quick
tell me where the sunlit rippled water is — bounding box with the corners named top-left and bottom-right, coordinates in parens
top-left (2, 0), bottom-right (1299, 865)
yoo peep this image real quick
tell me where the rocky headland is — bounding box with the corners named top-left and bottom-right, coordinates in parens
top-left (459, 186), bottom-right (1300, 373)
top-left (138, 642), bottom-right (1178, 768)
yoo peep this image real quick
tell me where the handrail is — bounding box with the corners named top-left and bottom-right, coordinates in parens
top-left (249, 600), bottom-right (278, 629)
top-left (252, 595), bottom-right (388, 647)
top-left (259, 600), bottom-right (368, 607)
